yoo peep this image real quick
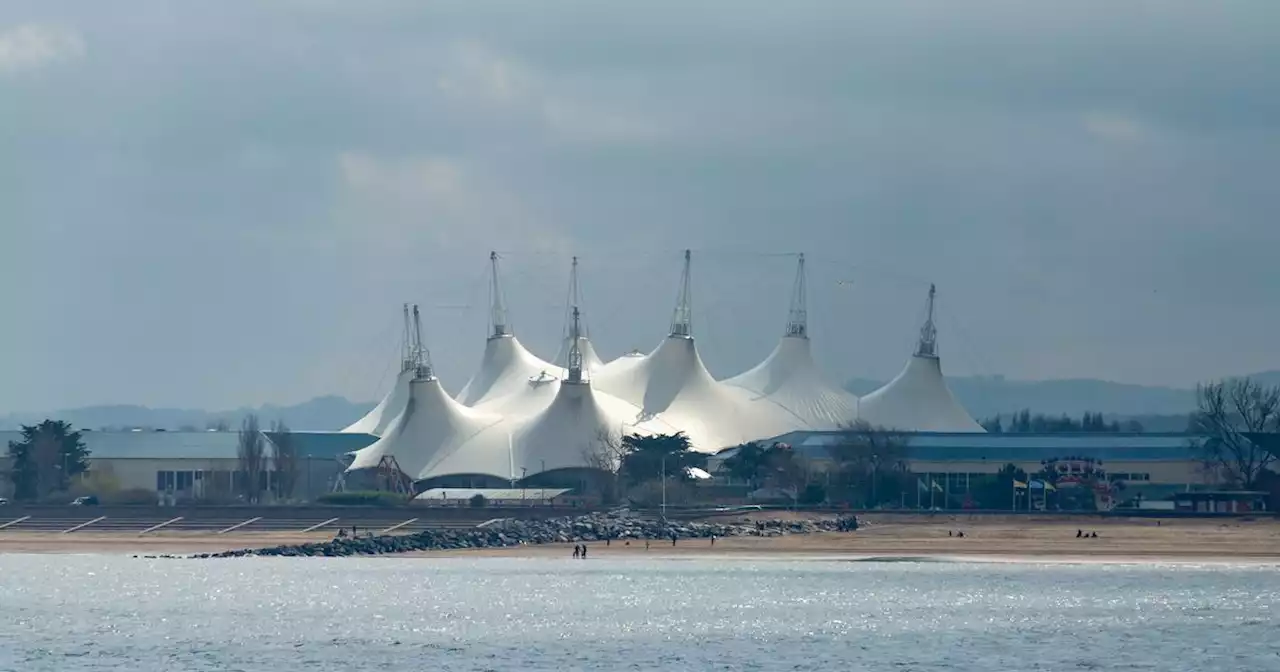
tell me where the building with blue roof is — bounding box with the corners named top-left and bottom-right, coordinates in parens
top-left (0, 430), bottom-right (377, 501)
top-left (709, 431), bottom-right (1214, 505)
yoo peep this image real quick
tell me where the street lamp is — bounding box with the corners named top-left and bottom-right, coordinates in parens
top-left (521, 466), bottom-right (527, 506)
top-left (660, 454), bottom-right (667, 520)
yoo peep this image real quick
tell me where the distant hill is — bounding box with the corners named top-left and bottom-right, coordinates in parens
top-left (4, 370), bottom-right (1276, 433)
top-left (0, 396), bottom-right (374, 432)
top-left (845, 370), bottom-right (1280, 422)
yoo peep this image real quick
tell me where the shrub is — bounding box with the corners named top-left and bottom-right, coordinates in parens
top-left (469, 494), bottom-right (487, 508)
top-left (799, 483), bottom-right (827, 505)
top-left (102, 488), bottom-right (160, 505)
top-left (316, 491), bottom-right (409, 507)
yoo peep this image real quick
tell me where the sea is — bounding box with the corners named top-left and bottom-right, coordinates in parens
top-left (1, 555), bottom-right (1277, 671)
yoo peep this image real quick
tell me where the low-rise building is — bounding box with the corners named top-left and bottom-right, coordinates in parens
top-left (710, 431), bottom-right (1215, 506)
top-left (0, 430), bottom-right (377, 502)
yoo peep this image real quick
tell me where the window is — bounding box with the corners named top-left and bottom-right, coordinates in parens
top-left (1108, 472), bottom-right (1150, 482)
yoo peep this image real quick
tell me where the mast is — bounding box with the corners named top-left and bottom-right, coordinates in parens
top-left (915, 283), bottom-right (938, 358)
top-left (562, 255), bottom-right (589, 340)
top-left (785, 253), bottom-right (808, 338)
top-left (400, 303), bottom-right (413, 372)
top-left (566, 306), bottom-right (585, 384)
top-left (411, 304), bottom-right (434, 379)
top-left (669, 249), bottom-right (693, 337)
top-left (488, 251), bottom-right (511, 338)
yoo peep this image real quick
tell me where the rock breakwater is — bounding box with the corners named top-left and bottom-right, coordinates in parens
top-left (192, 512), bottom-right (857, 558)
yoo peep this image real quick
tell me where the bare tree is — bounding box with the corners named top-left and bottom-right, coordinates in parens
top-left (1190, 378), bottom-right (1280, 488)
top-left (208, 418), bottom-right (231, 432)
top-left (270, 419), bottom-right (300, 501)
top-left (237, 414), bottom-right (267, 503)
top-left (582, 428), bottom-right (628, 504)
top-left (830, 420), bottom-right (911, 507)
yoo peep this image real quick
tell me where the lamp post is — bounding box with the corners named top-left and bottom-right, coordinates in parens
top-left (660, 454), bottom-right (667, 520)
top-left (521, 466), bottom-right (528, 507)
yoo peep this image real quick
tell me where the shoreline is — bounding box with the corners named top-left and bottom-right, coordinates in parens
top-left (4, 515), bottom-right (1279, 562)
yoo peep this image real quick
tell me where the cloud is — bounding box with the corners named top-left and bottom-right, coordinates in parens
top-left (1083, 111), bottom-right (1149, 143)
top-left (435, 40), bottom-right (531, 106)
top-left (3, 1), bottom-right (1280, 412)
top-left (333, 150), bottom-right (572, 257)
top-left (0, 23), bottom-right (84, 75)
top-left (339, 152), bottom-right (463, 201)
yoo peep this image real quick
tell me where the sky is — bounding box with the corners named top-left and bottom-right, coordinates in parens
top-left (2, 1), bottom-right (1278, 413)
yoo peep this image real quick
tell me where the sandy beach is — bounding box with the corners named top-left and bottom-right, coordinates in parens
top-left (3, 514), bottom-right (1280, 561)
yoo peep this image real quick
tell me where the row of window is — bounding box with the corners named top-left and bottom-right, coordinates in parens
top-left (155, 470), bottom-right (283, 492)
top-left (1107, 472), bottom-right (1151, 482)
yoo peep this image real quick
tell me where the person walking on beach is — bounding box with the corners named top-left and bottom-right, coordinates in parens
top-left (573, 544), bottom-right (580, 558)
top-left (645, 539), bottom-right (650, 551)
top-left (581, 544), bottom-right (587, 559)
top-left (710, 534), bottom-right (716, 547)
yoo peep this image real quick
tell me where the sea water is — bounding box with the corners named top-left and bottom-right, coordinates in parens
top-left (0, 555), bottom-right (1277, 671)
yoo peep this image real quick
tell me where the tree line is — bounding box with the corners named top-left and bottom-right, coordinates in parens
top-left (980, 410), bottom-right (1143, 434)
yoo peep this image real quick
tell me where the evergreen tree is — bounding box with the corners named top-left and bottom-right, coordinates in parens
top-left (6, 420), bottom-right (90, 500)
top-left (619, 432), bottom-right (704, 484)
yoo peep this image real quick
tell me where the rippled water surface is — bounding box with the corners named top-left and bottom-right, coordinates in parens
top-left (1, 555), bottom-right (1278, 671)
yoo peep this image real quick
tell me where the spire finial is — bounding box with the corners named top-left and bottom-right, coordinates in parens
top-left (411, 304), bottom-right (434, 379)
top-left (401, 303), bottom-right (414, 372)
top-left (566, 306), bottom-right (585, 383)
top-left (916, 283), bottom-right (938, 357)
top-left (669, 249), bottom-right (693, 337)
top-left (562, 255), bottom-right (589, 340)
top-left (785, 253), bottom-right (808, 338)
top-left (488, 251), bottom-right (511, 338)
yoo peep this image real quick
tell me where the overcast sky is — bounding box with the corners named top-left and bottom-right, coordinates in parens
top-left (2, 1), bottom-right (1278, 413)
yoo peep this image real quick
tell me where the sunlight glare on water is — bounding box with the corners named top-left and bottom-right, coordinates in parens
top-left (1, 556), bottom-right (1278, 671)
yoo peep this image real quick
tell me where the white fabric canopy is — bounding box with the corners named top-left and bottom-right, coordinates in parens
top-left (723, 335), bottom-right (859, 430)
top-left (341, 368), bottom-right (413, 436)
top-left (455, 334), bottom-right (558, 407)
top-left (858, 354), bottom-right (984, 433)
top-left (348, 376), bottom-right (506, 478)
top-left (593, 335), bottom-right (797, 451)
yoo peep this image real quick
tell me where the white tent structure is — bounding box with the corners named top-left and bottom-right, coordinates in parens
top-left (455, 252), bottom-right (558, 407)
top-left (723, 255), bottom-right (859, 429)
top-left (593, 251), bottom-right (797, 450)
top-left (418, 307), bottom-right (675, 481)
top-left (550, 257), bottom-right (605, 374)
top-left (344, 252), bottom-right (989, 488)
top-left (347, 306), bottom-right (507, 480)
top-left (342, 304), bottom-right (416, 436)
top-left (511, 307), bottom-right (677, 474)
top-left (553, 336), bottom-right (604, 374)
top-left (857, 285), bottom-right (985, 433)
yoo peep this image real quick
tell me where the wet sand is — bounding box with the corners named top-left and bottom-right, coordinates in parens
top-left (3, 515), bottom-right (1279, 560)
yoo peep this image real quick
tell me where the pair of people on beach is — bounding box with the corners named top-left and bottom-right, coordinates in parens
top-left (572, 543), bottom-right (588, 558)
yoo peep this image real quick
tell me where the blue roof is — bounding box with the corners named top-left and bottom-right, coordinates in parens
top-left (741, 431), bottom-right (1204, 462)
top-left (0, 430), bottom-right (378, 460)
top-left (265, 431), bottom-right (378, 459)
top-left (1, 430), bottom-right (241, 459)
